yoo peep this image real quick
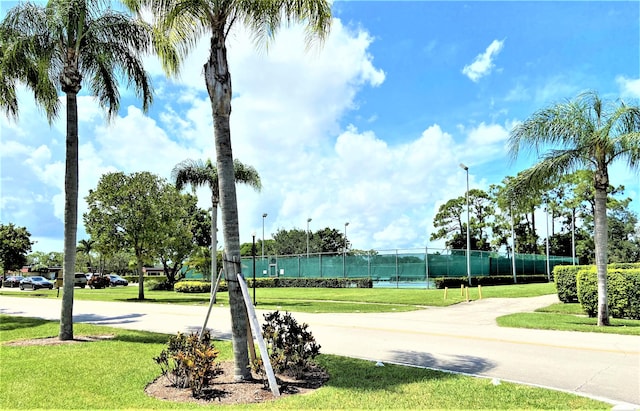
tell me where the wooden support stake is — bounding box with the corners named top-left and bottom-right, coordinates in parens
top-left (246, 319), bottom-right (257, 365)
top-left (478, 284), bottom-right (482, 300)
top-left (238, 274), bottom-right (280, 397)
top-left (461, 284), bottom-right (464, 296)
top-left (444, 287), bottom-right (448, 300)
top-left (465, 286), bottom-right (470, 302)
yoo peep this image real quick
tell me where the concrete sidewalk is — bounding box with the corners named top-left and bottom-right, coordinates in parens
top-left (1, 293), bottom-right (638, 408)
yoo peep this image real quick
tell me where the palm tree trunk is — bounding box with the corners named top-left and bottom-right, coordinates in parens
top-left (594, 175), bottom-right (610, 326)
top-left (206, 28), bottom-right (250, 381)
top-left (211, 199), bottom-right (217, 296)
top-left (59, 90), bottom-right (79, 340)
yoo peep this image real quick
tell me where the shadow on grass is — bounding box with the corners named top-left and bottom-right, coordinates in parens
top-left (0, 315), bottom-right (49, 332)
top-left (389, 350), bottom-right (495, 375)
top-left (74, 312), bottom-right (146, 326)
top-left (318, 354), bottom-right (463, 391)
top-left (115, 298), bottom-right (210, 304)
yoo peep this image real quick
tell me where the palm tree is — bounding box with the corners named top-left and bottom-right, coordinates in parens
top-left (1, 0), bottom-right (154, 340)
top-left (508, 91), bottom-right (640, 326)
top-left (125, 0), bottom-right (331, 380)
top-left (76, 238), bottom-right (95, 271)
top-left (172, 158), bottom-right (261, 294)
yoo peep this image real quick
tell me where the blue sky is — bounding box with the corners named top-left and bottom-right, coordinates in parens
top-left (1, 1), bottom-right (639, 254)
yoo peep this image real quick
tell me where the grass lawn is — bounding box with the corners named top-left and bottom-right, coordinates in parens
top-left (0, 282), bottom-right (557, 313)
top-left (497, 302), bottom-right (640, 336)
top-left (0, 314), bottom-right (609, 410)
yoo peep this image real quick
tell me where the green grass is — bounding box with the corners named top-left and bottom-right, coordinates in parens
top-left (0, 282), bottom-right (557, 313)
top-left (497, 304), bottom-right (640, 335)
top-left (0, 315), bottom-right (609, 410)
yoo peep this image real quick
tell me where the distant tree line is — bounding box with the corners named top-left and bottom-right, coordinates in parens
top-left (430, 170), bottom-right (639, 264)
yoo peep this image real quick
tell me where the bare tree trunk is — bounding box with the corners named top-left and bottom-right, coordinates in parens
top-left (594, 171), bottom-right (610, 326)
top-left (205, 27), bottom-right (250, 380)
top-left (59, 90), bottom-right (79, 340)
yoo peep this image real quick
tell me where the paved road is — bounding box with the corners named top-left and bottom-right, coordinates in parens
top-left (1, 292), bottom-right (638, 408)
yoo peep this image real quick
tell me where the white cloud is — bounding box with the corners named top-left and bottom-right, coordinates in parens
top-left (616, 76), bottom-right (640, 98)
top-left (462, 39), bottom-right (504, 82)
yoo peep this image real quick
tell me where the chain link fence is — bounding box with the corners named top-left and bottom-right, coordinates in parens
top-left (240, 248), bottom-right (575, 288)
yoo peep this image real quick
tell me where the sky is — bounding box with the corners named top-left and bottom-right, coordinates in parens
top-left (1, 1), bottom-right (639, 255)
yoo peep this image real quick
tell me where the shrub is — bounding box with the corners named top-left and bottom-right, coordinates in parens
top-left (153, 331), bottom-right (221, 398)
top-left (145, 279), bottom-right (173, 291)
top-left (247, 277), bottom-right (372, 289)
top-left (576, 268), bottom-right (640, 319)
top-left (174, 281), bottom-right (211, 293)
top-left (261, 311), bottom-right (321, 379)
top-left (554, 265), bottom-right (587, 303)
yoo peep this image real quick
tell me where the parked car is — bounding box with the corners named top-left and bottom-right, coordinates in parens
top-left (19, 276), bottom-right (53, 290)
top-left (3, 275), bottom-right (24, 288)
top-left (74, 273), bottom-right (87, 288)
top-left (88, 274), bottom-right (110, 289)
top-left (108, 275), bottom-right (128, 286)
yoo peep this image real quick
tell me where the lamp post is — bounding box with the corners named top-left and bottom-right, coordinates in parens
top-left (459, 163), bottom-right (471, 286)
top-left (545, 206), bottom-right (551, 281)
top-left (343, 222), bottom-right (349, 278)
top-left (306, 218), bottom-right (312, 258)
top-left (252, 232), bottom-right (256, 305)
top-left (262, 213), bottom-right (267, 260)
top-left (510, 202), bottom-right (517, 283)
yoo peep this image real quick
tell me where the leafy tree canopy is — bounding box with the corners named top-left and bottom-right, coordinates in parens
top-left (0, 223), bottom-right (32, 272)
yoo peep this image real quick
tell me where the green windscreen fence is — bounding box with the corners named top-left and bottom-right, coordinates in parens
top-left (240, 248), bottom-right (575, 283)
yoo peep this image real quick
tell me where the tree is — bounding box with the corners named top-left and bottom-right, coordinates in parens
top-left (508, 91), bottom-right (640, 326)
top-left (84, 171), bottom-right (188, 299)
top-left (126, 0), bottom-right (331, 380)
top-left (430, 189), bottom-right (494, 251)
top-left (76, 239), bottom-right (95, 271)
top-left (172, 158), bottom-right (261, 288)
top-left (0, 223), bottom-right (32, 272)
top-left (155, 194), bottom-right (207, 286)
top-left (1, 0), bottom-right (154, 340)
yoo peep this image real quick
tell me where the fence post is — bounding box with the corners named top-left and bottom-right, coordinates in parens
top-left (425, 246), bottom-right (430, 289)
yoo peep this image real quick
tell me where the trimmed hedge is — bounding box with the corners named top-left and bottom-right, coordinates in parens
top-left (174, 281), bottom-right (211, 293)
top-left (554, 263), bottom-right (640, 304)
top-left (174, 277), bottom-right (373, 293)
top-left (576, 268), bottom-right (640, 319)
top-left (433, 275), bottom-right (549, 289)
top-left (554, 265), bottom-right (590, 303)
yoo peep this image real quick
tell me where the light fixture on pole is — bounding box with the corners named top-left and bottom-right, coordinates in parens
top-left (306, 218), bottom-right (312, 258)
top-left (459, 163), bottom-right (471, 286)
top-left (262, 213), bottom-right (267, 260)
top-left (343, 222), bottom-right (349, 278)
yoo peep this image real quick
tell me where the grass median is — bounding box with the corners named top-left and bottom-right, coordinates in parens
top-left (0, 314), bottom-right (609, 410)
top-left (497, 302), bottom-right (640, 336)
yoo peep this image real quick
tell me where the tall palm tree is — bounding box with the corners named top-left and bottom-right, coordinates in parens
top-left (508, 90), bottom-right (640, 326)
top-left (125, 0), bottom-right (331, 380)
top-left (172, 158), bottom-right (262, 292)
top-left (1, 0), bottom-right (154, 340)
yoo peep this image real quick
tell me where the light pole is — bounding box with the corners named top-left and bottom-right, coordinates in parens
top-left (306, 218), bottom-right (312, 258)
top-left (252, 232), bottom-right (256, 305)
top-left (545, 206), bottom-right (551, 281)
top-left (459, 163), bottom-right (471, 286)
top-left (262, 213), bottom-right (267, 260)
top-left (343, 222), bottom-right (349, 278)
